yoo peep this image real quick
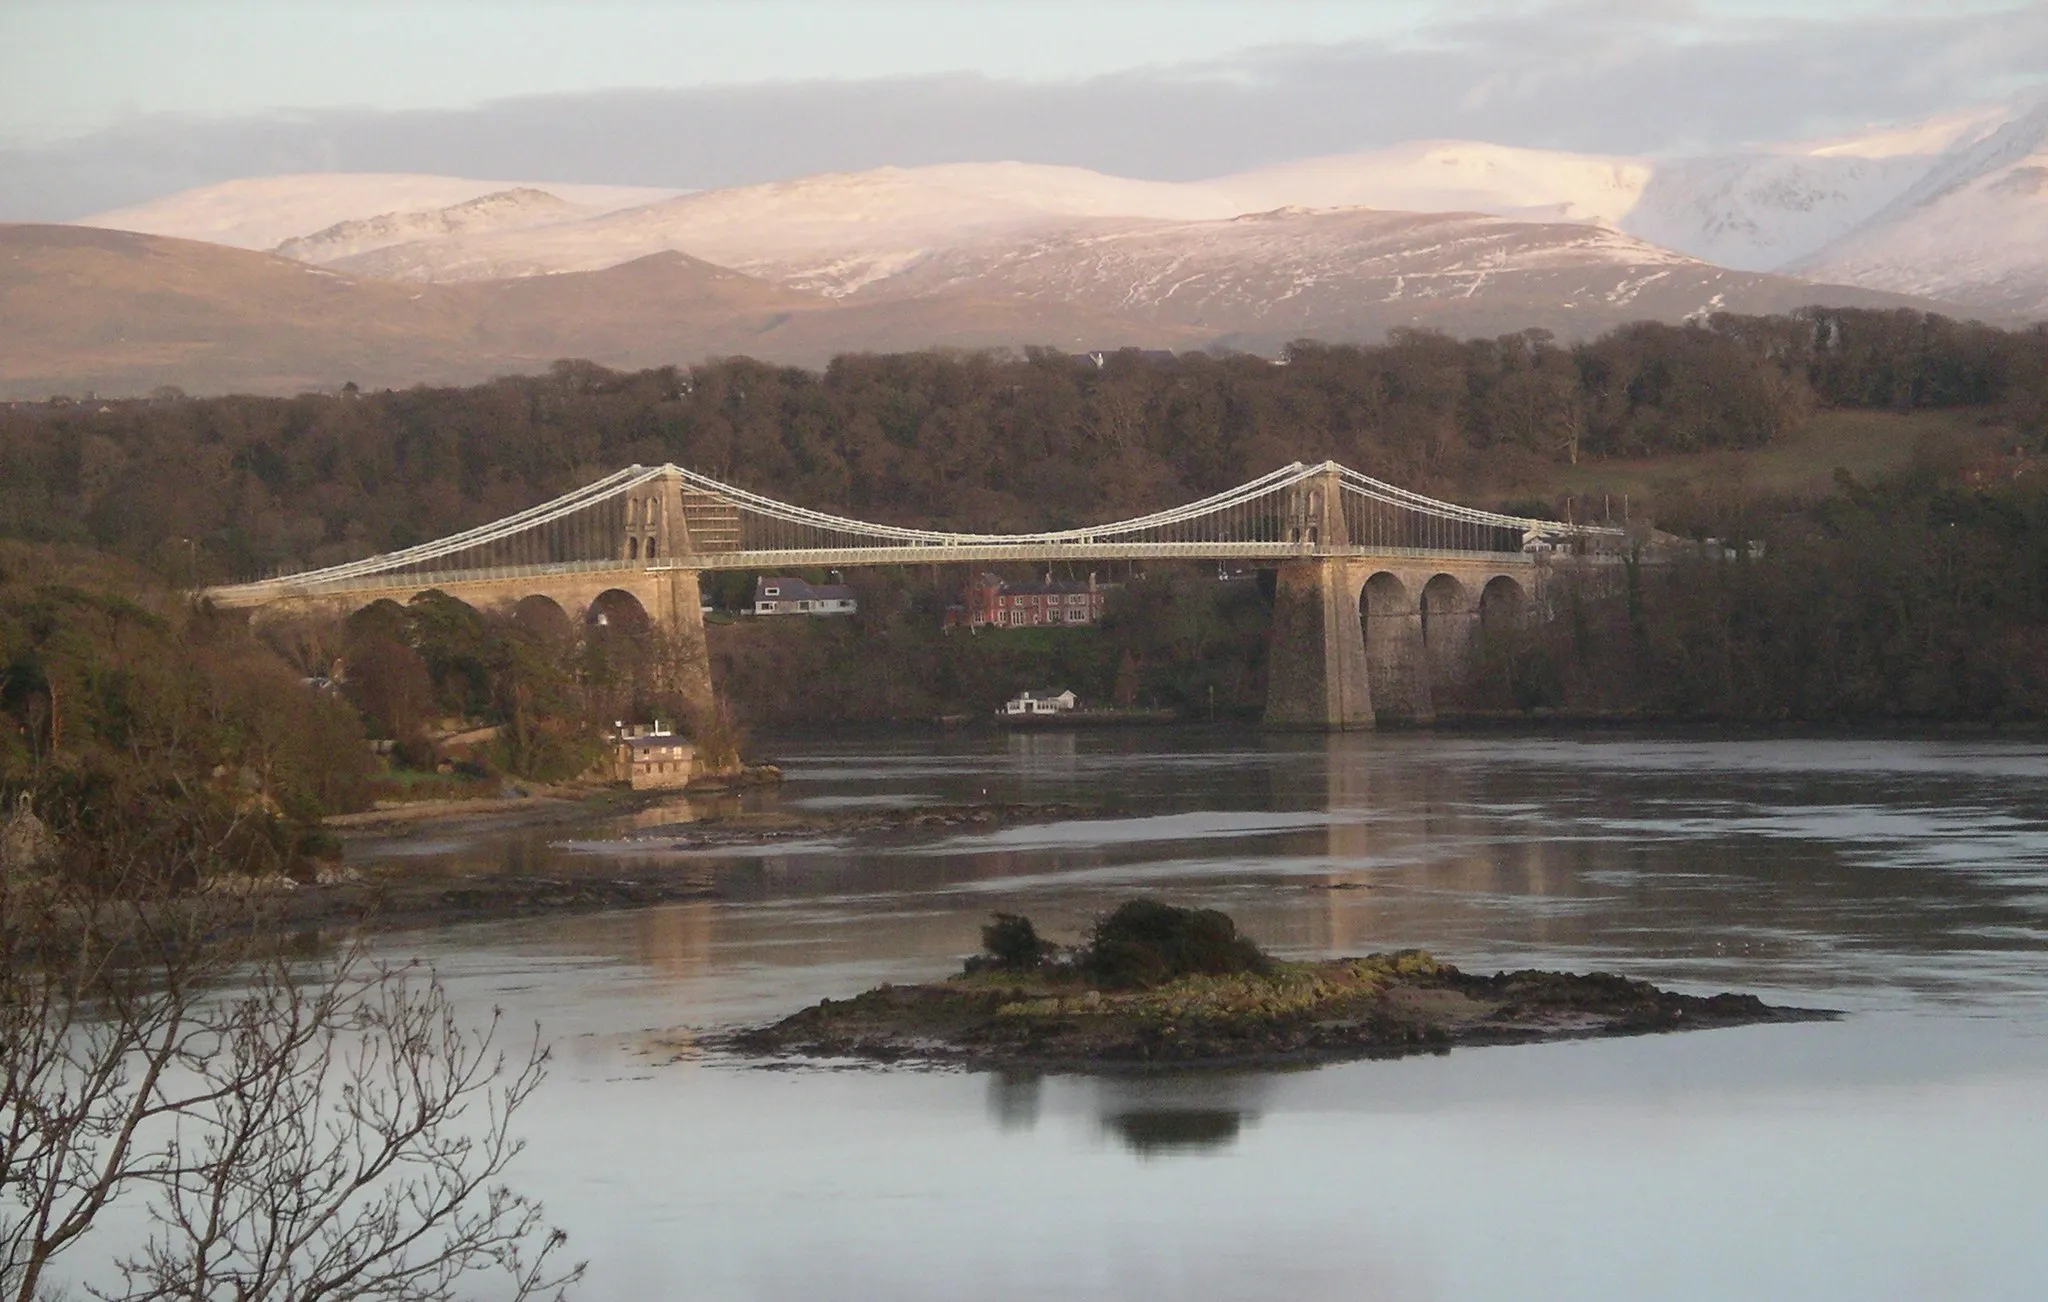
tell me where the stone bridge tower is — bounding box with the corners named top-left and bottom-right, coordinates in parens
top-left (1265, 466), bottom-right (1374, 729)
top-left (617, 468), bottom-right (716, 723)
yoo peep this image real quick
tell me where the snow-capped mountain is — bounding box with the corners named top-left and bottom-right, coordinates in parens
top-left (314, 163), bottom-right (1238, 291)
top-left (1796, 98), bottom-right (2048, 316)
top-left (867, 207), bottom-right (1702, 320)
top-left (274, 188), bottom-right (596, 263)
top-left (1215, 142), bottom-right (1650, 228)
top-left (73, 95), bottom-right (2045, 322)
top-left (1616, 102), bottom-right (2018, 272)
top-left (215, 148), bottom-right (1673, 293)
top-left (76, 174), bottom-right (681, 251)
top-left (850, 206), bottom-right (1910, 352)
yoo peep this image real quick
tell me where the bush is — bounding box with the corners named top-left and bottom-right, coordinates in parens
top-left (972, 912), bottom-right (1055, 972)
top-left (1081, 900), bottom-right (1270, 989)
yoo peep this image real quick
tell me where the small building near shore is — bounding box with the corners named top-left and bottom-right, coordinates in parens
top-left (1003, 688), bottom-right (1078, 716)
top-left (612, 723), bottom-right (698, 790)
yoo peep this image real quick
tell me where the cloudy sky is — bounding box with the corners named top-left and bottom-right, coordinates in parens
top-left (3, 0), bottom-right (2044, 219)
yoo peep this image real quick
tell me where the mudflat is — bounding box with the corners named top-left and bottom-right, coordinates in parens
top-left (294, 800), bottom-right (1115, 932)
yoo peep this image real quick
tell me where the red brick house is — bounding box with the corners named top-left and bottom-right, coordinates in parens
top-left (960, 573), bottom-right (1112, 629)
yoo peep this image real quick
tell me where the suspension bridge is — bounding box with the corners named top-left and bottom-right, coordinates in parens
top-left (204, 461), bottom-right (1626, 729)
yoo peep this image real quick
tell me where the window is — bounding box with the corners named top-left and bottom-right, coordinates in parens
top-left (764, 586), bottom-right (780, 596)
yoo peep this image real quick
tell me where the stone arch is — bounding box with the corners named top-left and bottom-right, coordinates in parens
top-left (1359, 571), bottom-right (1430, 724)
top-left (1479, 575), bottom-right (1528, 630)
top-left (1418, 573), bottom-right (1469, 649)
top-left (512, 594), bottom-right (574, 640)
top-left (1419, 572), bottom-right (1474, 690)
top-left (587, 587), bottom-right (652, 634)
top-left (1358, 570), bottom-right (1408, 619)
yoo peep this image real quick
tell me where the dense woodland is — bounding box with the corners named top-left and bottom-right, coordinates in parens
top-left (4, 307), bottom-right (2046, 582)
top-left (9, 307), bottom-right (2048, 841)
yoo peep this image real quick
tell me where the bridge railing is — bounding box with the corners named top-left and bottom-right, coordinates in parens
top-left (207, 545), bottom-right (1600, 608)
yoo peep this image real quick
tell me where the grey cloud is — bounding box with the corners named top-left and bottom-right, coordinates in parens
top-left (5, 3), bottom-right (2045, 221)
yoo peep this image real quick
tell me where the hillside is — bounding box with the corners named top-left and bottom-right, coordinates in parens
top-left (0, 219), bottom-right (1944, 399)
top-left (0, 225), bottom-right (1192, 397)
top-left (853, 207), bottom-right (1934, 350)
top-left (0, 224), bottom-right (486, 397)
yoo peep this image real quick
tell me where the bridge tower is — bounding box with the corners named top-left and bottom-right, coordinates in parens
top-left (1264, 465), bottom-right (1374, 730)
top-left (621, 467), bottom-right (717, 723)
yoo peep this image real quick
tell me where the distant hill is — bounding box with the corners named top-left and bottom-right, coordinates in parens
top-left (72, 97), bottom-right (2048, 318)
top-left (76, 173), bottom-right (681, 251)
top-left (32, 96), bottom-right (2048, 398)
top-left (0, 221), bottom-right (1954, 399)
top-left (0, 226), bottom-right (802, 397)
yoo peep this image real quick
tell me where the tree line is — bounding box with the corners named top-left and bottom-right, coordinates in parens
top-left (5, 308), bottom-right (2046, 585)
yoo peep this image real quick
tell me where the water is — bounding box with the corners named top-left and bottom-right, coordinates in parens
top-left (375, 731), bottom-right (2048, 1301)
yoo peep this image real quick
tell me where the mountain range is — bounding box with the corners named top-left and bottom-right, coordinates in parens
top-left (4, 94), bottom-right (2043, 398)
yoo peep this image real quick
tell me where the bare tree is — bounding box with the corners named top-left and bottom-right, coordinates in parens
top-left (0, 847), bottom-right (581, 1302)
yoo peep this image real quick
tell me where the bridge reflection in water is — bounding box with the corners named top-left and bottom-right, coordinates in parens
top-left (206, 460), bottom-right (1628, 729)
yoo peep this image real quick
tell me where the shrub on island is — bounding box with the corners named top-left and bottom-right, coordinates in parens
top-left (964, 900), bottom-right (1272, 988)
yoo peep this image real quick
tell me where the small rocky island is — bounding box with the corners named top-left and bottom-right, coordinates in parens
top-left (731, 901), bottom-right (1835, 1071)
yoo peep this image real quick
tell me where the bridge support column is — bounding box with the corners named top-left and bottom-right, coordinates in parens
top-left (1264, 559), bottom-right (1373, 730)
top-left (650, 568), bottom-right (716, 721)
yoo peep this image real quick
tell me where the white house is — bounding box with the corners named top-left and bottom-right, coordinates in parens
top-left (753, 576), bottom-right (858, 617)
top-left (1002, 688), bottom-right (1079, 716)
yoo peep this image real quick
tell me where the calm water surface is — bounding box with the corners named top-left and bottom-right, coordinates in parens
top-left (377, 732), bottom-right (2048, 1301)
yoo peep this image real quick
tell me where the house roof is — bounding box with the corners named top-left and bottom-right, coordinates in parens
top-left (754, 576), bottom-right (856, 602)
top-left (980, 576), bottom-right (1105, 596)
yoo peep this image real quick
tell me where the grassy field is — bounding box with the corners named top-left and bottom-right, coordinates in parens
top-left (1472, 406), bottom-right (2019, 517)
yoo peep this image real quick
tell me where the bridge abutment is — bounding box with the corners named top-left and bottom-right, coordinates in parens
top-left (1263, 559), bottom-right (1374, 730)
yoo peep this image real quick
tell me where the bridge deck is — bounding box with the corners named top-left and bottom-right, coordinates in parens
top-left (206, 543), bottom-right (1552, 607)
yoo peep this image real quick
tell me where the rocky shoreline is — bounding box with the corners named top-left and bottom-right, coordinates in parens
top-left (726, 956), bottom-right (1835, 1072)
top-left (722, 903), bottom-right (1836, 1073)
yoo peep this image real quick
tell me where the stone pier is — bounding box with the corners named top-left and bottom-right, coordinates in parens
top-left (1264, 559), bottom-right (1375, 729)
top-left (1263, 547), bottom-right (1536, 731)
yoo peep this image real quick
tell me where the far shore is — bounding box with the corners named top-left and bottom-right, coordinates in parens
top-left (300, 789), bottom-right (1118, 934)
